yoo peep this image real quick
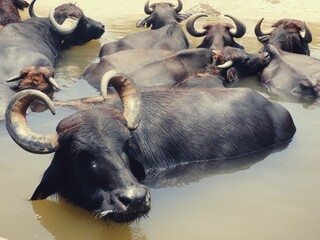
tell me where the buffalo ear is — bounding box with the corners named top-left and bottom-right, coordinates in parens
top-left (30, 162), bottom-right (59, 200)
top-left (176, 13), bottom-right (192, 22)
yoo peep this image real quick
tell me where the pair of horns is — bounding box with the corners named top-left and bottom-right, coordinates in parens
top-left (186, 14), bottom-right (246, 38)
top-left (144, 0), bottom-right (183, 14)
top-left (5, 71), bottom-right (141, 154)
top-left (29, 0), bottom-right (79, 36)
top-left (254, 18), bottom-right (312, 43)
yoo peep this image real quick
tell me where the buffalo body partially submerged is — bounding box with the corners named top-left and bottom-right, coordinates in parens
top-left (259, 44), bottom-right (320, 100)
top-left (6, 71), bottom-right (296, 223)
top-left (98, 0), bottom-right (190, 57)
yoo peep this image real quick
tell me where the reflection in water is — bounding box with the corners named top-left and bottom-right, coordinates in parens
top-left (32, 199), bottom-right (146, 240)
top-left (144, 143), bottom-right (290, 188)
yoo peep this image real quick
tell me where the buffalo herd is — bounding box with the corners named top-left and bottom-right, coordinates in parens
top-left (1, 0), bottom-right (319, 223)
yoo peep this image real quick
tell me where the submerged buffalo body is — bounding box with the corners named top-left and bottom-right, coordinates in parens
top-left (99, 0), bottom-right (190, 57)
top-left (0, 0), bottom-right (104, 119)
top-left (85, 47), bottom-right (270, 90)
top-left (260, 44), bottom-right (320, 100)
top-left (6, 71), bottom-right (296, 223)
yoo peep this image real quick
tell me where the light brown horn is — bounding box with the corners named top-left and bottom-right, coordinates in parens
top-left (186, 13), bottom-right (208, 37)
top-left (217, 60), bottom-right (233, 69)
top-left (225, 14), bottom-right (246, 38)
top-left (49, 8), bottom-right (79, 36)
top-left (300, 21), bottom-right (312, 43)
top-left (144, 0), bottom-right (153, 15)
top-left (5, 90), bottom-right (59, 154)
top-left (173, 0), bottom-right (183, 13)
top-left (101, 70), bottom-right (141, 130)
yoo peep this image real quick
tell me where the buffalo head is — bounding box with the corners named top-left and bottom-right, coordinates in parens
top-left (5, 71), bottom-right (150, 223)
top-left (29, 0), bottom-right (105, 47)
top-left (6, 66), bottom-right (58, 92)
top-left (186, 13), bottom-right (246, 50)
top-left (213, 47), bottom-right (271, 84)
top-left (259, 44), bottom-right (320, 100)
top-left (255, 18), bottom-right (312, 55)
top-left (136, 0), bottom-right (191, 29)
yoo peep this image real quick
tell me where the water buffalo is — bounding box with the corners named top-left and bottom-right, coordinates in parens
top-left (0, 0), bottom-right (105, 120)
top-left (259, 44), bottom-right (320, 100)
top-left (6, 70), bottom-right (296, 223)
top-left (98, 0), bottom-right (190, 57)
top-left (0, 0), bottom-right (29, 28)
top-left (85, 47), bottom-right (270, 90)
top-left (186, 13), bottom-right (246, 50)
top-left (254, 18), bottom-right (312, 55)
top-left (88, 48), bottom-right (214, 88)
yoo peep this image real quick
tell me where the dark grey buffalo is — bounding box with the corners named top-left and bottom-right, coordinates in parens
top-left (0, 0), bottom-right (105, 120)
top-left (85, 47), bottom-right (270, 90)
top-left (98, 0), bottom-right (190, 57)
top-left (259, 44), bottom-right (320, 100)
top-left (255, 18), bottom-right (312, 55)
top-left (0, 0), bottom-right (29, 28)
top-left (6, 70), bottom-right (296, 223)
top-left (186, 13), bottom-right (246, 50)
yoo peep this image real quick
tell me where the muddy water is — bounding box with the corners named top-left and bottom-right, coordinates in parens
top-left (1, 0), bottom-right (320, 239)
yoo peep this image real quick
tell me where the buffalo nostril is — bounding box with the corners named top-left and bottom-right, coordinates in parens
top-left (118, 187), bottom-right (148, 209)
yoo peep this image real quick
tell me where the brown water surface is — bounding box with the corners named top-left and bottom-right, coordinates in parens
top-left (1, 0), bottom-right (320, 239)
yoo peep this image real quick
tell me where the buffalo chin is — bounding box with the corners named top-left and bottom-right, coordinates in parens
top-left (105, 209), bottom-right (150, 223)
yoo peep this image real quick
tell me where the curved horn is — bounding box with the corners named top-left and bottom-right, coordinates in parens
top-left (217, 60), bottom-right (233, 69)
top-left (28, 0), bottom-right (41, 18)
top-left (49, 8), bottom-right (79, 36)
top-left (225, 14), bottom-right (246, 38)
top-left (186, 13), bottom-right (208, 37)
top-left (5, 90), bottom-right (59, 154)
top-left (48, 77), bottom-right (59, 89)
top-left (144, 0), bottom-right (153, 15)
top-left (300, 22), bottom-right (312, 43)
top-left (254, 18), bottom-right (274, 38)
top-left (173, 0), bottom-right (183, 13)
top-left (101, 70), bottom-right (141, 130)
top-left (6, 73), bottom-right (23, 83)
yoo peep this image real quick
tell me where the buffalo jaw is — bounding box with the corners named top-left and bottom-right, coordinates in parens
top-left (5, 90), bottom-right (58, 154)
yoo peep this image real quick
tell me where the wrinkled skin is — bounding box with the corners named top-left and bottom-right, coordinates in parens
top-left (0, 0), bottom-right (29, 27)
top-left (255, 18), bottom-right (312, 55)
top-left (7, 86), bottom-right (296, 223)
top-left (259, 44), bottom-right (320, 100)
top-left (99, 1), bottom-right (190, 57)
